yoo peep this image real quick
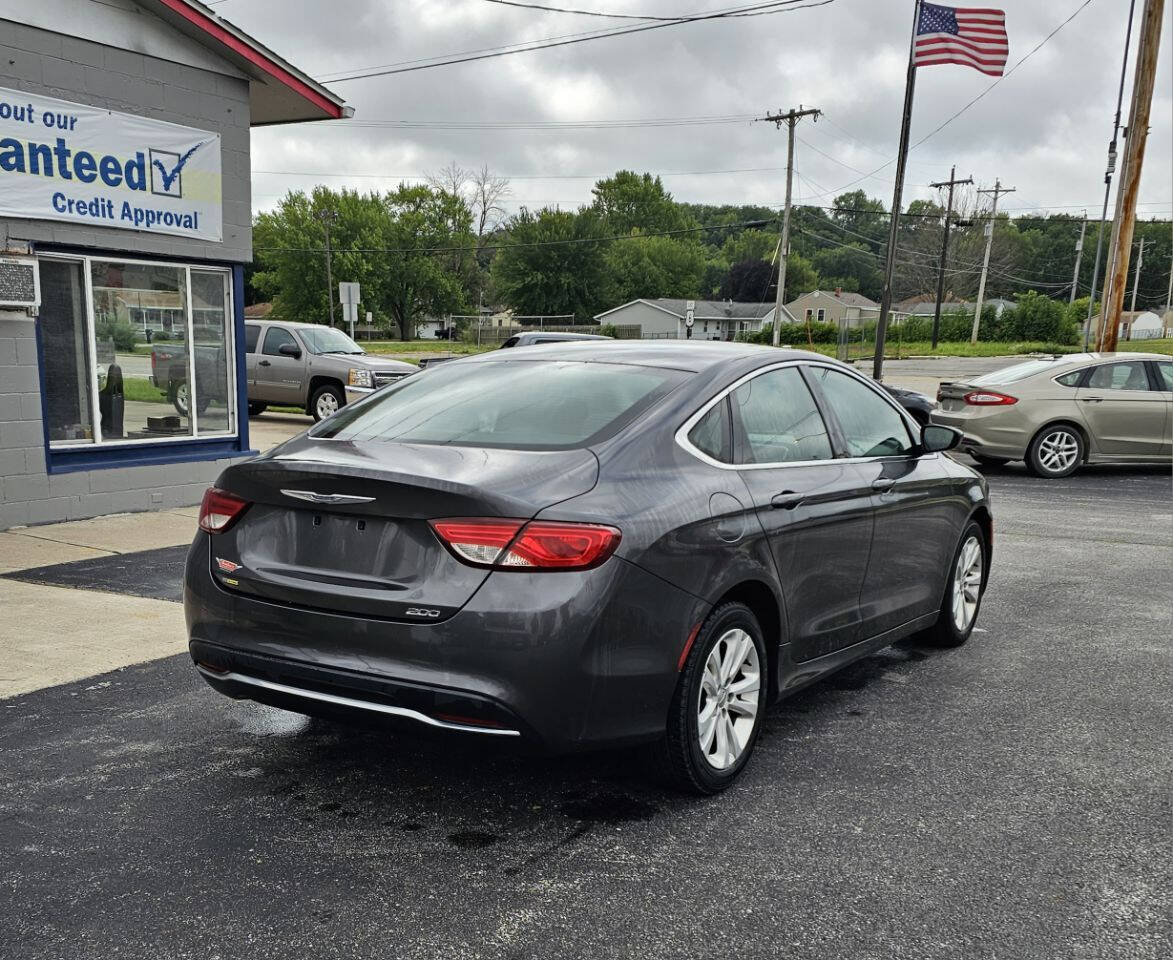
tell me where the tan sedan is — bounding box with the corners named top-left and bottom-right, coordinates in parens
top-left (931, 353), bottom-right (1172, 477)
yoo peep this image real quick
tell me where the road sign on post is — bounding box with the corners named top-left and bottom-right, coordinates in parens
top-left (338, 283), bottom-right (360, 339)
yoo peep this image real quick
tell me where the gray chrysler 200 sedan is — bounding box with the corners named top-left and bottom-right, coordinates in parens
top-left (185, 341), bottom-right (991, 793)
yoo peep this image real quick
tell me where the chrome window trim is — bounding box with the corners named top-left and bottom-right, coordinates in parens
top-left (675, 358), bottom-right (926, 471)
top-left (196, 666), bottom-right (521, 737)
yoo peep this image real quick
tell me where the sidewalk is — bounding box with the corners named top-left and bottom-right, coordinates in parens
top-left (0, 508), bottom-right (197, 699)
top-left (0, 411), bottom-right (309, 699)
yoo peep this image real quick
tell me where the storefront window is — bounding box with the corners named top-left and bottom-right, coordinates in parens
top-left (39, 259), bottom-right (94, 444)
top-left (92, 261), bottom-right (192, 441)
top-left (37, 255), bottom-right (236, 447)
top-left (191, 270), bottom-right (234, 436)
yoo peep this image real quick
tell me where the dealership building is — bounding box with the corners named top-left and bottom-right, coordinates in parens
top-left (0, 0), bottom-right (347, 530)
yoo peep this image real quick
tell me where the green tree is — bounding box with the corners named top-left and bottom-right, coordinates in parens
top-left (253, 185), bottom-right (473, 340)
top-left (591, 171), bottom-right (695, 236)
top-left (491, 208), bottom-right (611, 319)
top-left (810, 242), bottom-right (882, 299)
top-left (720, 259), bottom-right (774, 302)
top-left (721, 229), bottom-right (778, 265)
top-left (603, 235), bottom-right (706, 304)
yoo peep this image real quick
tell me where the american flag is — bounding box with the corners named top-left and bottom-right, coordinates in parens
top-left (914, 2), bottom-right (1009, 77)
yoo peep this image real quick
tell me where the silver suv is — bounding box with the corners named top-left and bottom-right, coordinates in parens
top-left (244, 321), bottom-right (416, 421)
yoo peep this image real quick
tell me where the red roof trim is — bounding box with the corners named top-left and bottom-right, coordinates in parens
top-left (155, 0), bottom-right (344, 119)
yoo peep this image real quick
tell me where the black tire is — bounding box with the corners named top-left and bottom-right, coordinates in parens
top-left (915, 520), bottom-right (987, 648)
top-left (970, 453), bottom-right (1010, 468)
top-left (309, 383), bottom-right (345, 422)
top-left (656, 602), bottom-right (768, 795)
top-left (172, 383), bottom-right (209, 418)
top-left (247, 402), bottom-right (268, 417)
top-left (1025, 423), bottom-right (1084, 478)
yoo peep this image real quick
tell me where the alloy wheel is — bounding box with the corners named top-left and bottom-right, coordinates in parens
top-left (951, 535), bottom-right (983, 632)
top-left (175, 383), bottom-right (189, 416)
top-left (316, 391), bottom-right (340, 419)
top-left (697, 628), bottom-right (761, 771)
top-left (1037, 429), bottom-right (1079, 474)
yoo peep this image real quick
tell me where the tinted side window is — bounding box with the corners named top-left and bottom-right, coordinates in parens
top-left (262, 327), bottom-right (297, 356)
top-left (688, 398), bottom-right (732, 463)
top-left (500, 337), bottom-right (519, 348)
top-left (1055, 370), bottom-right (1083, 387)
top-left (1087, 361), bottom-right (1151, 391)
top-left (731, 368), bottom-right (832, 464)
top-left (809, 367), bottom-right (913, 458)
top-left (1157, 362), bottom-right (1173, 391)
top-left (244, 324), bottom-right (260, 353)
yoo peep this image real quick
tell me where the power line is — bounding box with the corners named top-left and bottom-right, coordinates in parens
top-left (320, 0), bottom-right (835, 82)
top-left (481, 0), bottom-right (719, 19)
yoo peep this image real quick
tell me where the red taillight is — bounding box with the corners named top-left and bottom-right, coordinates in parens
top-left (198, 487), bottom-right (250, 534)
top-left (430, 518), bottom-right (621, 571)
top-left (963, 390), bottom-right (1018, 406)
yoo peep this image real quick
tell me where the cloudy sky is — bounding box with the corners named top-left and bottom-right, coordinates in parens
top-left (220, 0), bottom-right (1171, 223)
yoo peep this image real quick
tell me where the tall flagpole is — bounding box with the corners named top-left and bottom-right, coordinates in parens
top-left (873, 0), bottom-right (922, 382)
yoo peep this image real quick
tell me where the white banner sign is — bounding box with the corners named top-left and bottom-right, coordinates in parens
top-left (0, 85), bottom-right (222, 242)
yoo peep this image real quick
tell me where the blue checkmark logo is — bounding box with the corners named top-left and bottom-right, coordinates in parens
top-left (149, 140), bottom-right (209, 198)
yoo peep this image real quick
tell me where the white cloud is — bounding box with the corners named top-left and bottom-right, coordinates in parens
top-left (231, 0), bottom-right (1171, 220)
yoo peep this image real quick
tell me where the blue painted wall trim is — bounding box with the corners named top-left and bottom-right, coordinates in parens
top-left (48, 440), bottom-right (257, 475)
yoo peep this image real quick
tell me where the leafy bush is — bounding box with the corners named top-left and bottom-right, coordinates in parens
top-left (95, 316), bottom-right (139, 351)
top-left (599, 323), bottom-right (618, 338)
top-left (750, 320), bottom-right (839, 345)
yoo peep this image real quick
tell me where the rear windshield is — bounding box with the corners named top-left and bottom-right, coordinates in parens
top-left (312, 360), bottom-right (687, 450)
top-left (972, 358), bottom-right (1073, 385)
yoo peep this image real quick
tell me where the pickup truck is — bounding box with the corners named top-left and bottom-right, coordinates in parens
top-left (151, 339), bottom-right (229, 416)
top-left (245, 320), bottom-right (417, 420)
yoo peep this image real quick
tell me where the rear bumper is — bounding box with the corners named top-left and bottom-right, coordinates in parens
top-left (930, 409), bottom-right (1033, 459)
top-left (184, 534), bottom-right (708, 751)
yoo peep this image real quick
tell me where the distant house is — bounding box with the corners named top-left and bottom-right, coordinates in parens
top-left (594, 298), bottom-right (797, 340)
top-left (415, 318), bottom-right (446, 339)
top-left (1087, 310), bottom-right (1169, 341)
top-left (893, 295), bottom-right (1016, 320)
top-left (785, 289), bottom-right (879, 328)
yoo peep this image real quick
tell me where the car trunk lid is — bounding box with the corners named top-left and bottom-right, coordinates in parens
top-left (208, 437), bottom-right (599, 620)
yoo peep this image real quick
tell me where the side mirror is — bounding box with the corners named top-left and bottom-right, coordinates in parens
top-left (278, 342), bottom-right (302, 359)
top-left (921, 423), bottom-right (961, 453)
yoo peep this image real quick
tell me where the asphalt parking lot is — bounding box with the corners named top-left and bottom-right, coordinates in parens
top-left (1, 460), bottom-right (1170, 960)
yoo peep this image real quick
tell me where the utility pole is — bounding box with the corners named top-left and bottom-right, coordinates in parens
top-left (1098, 0), bottom-right (1164, 352)
top-left (970, 180), bottom-right (1014, 343)
top-left (1129, 236), bottom-right (1146, 315)
top-left (928, 166), bottom-right (973, 349)
top-left (1069, 215), bottom-right (1087, 304)
top-left (758, 105), bottom-right (821, 347)
top-left (316, 207), bottom-right (339, 328)
top-left (1083, 0), bottom-right (1138, 350)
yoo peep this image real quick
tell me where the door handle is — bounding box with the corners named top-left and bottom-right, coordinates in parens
top-left (258, 359), bottom-right (271, 367)
top-left (871, 478), bottom-right (895, 493)
top-left (771, 490), bottom-right (805, 510)
top-left (1080, 397), bottom-right (1103, 403)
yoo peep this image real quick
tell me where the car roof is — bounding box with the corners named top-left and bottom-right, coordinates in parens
top-left (464, 339), bottom-right (829, 372)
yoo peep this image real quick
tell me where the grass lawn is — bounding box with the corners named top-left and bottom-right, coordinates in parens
top-left (362, 341), bottom-right (495, 356)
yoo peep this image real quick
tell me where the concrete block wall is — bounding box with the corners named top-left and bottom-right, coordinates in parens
top-left (1, 314), bottom-right (231, 530)
top-left (0, 18), bottom-right (252, 263)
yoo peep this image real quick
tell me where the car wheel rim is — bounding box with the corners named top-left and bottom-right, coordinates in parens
top-left (317, 393), bottom-right (339, 418)
top-left (951, 535), bottom-right (983, 632)
top-left (176, 384), bottom-right (188, 414)
top-left (697, 628), bottom-right (761, 771)
top-left (1037, 430), bottom-right (1079, 473)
